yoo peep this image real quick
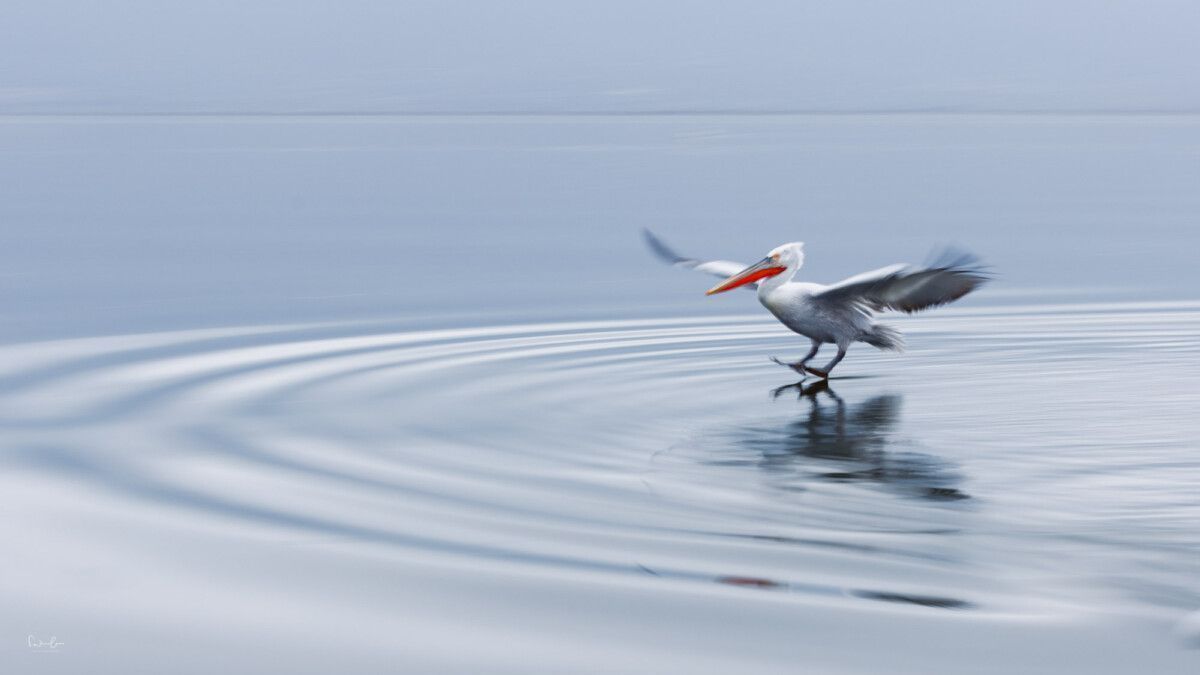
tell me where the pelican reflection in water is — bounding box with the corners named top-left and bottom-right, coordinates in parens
top-left (739, 381), bottom-right (968, 501)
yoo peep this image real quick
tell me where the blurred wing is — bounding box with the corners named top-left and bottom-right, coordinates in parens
top-left (814, 248), bottom-right (990, 315)
top-left (643, 229), bottom-right (754, 287)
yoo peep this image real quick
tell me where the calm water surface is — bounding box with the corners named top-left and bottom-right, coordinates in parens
top-left (1, 116), bottom-right (1198, 673)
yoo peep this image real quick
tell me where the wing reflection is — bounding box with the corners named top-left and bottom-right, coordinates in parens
top-left (744, 380), bottom-right (969, 501)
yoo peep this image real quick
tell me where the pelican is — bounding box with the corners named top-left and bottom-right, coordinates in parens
top-left (644, 230), bottom-right (990, 378)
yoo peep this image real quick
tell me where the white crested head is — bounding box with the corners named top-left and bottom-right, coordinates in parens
top-left (768, 242), bottom-right (805, 271)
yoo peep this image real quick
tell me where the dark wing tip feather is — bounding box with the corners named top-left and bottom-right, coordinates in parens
top-left (925, 246), bottom-right (995, 281)
top-left (642, 228), bottom-right (694, 266)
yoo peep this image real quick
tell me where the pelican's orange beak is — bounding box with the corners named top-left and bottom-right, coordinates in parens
top-left (706, 257), bottom-right (786, 295)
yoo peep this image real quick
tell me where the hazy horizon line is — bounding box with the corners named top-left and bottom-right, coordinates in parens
top-left (4, 108), bottom-right (1200, 119)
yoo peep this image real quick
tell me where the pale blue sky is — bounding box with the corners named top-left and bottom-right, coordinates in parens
top-left (2, 0), bottom-right (1198, 113)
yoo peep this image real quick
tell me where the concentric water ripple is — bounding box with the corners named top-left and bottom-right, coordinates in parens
top-left (4, 302), bottom-right (1200, 672)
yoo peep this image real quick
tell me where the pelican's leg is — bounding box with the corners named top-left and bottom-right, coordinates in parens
top-left (798, 339), bottom-right (822, 370)
top-left (806, 345), bottom-right (847, 379)
top-left (771, 339), bottom-right (821, 375)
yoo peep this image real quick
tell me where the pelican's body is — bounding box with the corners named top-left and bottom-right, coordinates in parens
top-left (645, 230), bottom-right (989, 378)
top-left (759, 280), bottom-right (883, 345)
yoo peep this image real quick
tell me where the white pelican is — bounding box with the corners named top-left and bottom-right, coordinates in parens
top-left (644, 230), bottom-right (990, 378)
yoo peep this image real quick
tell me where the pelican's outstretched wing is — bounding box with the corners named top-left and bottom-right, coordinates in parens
top-left (643, 229), bottom-right (754, 286)
top-left (814, 248), bottom-right (990, 314)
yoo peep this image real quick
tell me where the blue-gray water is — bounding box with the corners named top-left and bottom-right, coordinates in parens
top-left (2, 115), bottom-right (1199, 673)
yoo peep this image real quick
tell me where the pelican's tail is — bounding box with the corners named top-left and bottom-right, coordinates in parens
top-left (863, 324), bottom-right (904, 352)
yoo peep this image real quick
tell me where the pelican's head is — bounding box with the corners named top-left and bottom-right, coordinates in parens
top-left (706, 242), bottom-right (805, 295)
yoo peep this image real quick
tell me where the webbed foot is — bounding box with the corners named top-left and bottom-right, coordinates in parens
top-left (770, 356), bottom-right (807, 376)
